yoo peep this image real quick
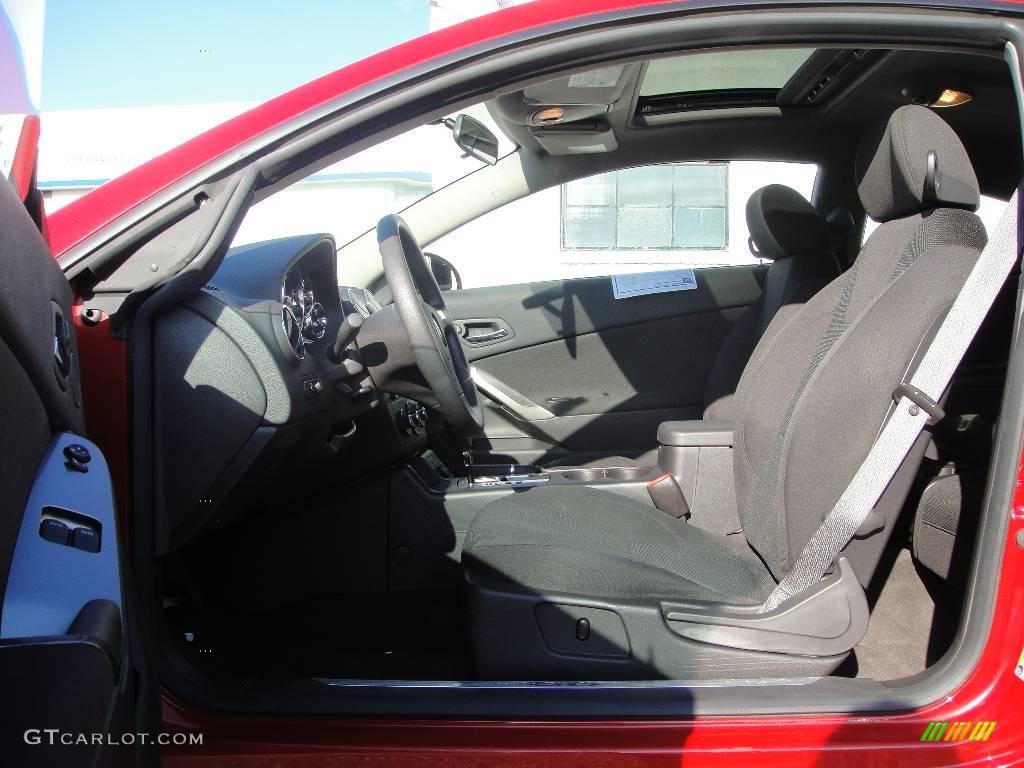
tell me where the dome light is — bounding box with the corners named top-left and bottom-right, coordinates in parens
top-left (930, 89), bottom-right (973, 108)
top-left (534, 107), bottom-right (565, 124)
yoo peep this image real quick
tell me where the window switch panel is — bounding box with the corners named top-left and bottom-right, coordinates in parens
top-left (39, 506), bottom-right (102, 554)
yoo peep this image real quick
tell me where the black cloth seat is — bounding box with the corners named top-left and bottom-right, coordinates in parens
top-left (549, 184), bottom-right (840, 469)
top-left (464, 485), bottom-right (775, 603)
top-left (463, 105), bottom-right (988, 680)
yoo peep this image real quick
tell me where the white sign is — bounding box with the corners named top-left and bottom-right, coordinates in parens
top-left (568, 66), bottom-right (624, 89)
top-left (612, 269), bottom-right (698, 299)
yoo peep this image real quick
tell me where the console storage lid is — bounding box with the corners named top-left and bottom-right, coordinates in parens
top-left (657, 420), bottom-right (735, 447)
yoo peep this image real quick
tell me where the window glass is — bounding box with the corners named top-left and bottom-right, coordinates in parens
top-left (231, 105), bottom-right (515, 249)
top-left (639, 48), bottom-right (816, 96)
top-left (563, 206), bottom-right (616, 249)
top-left (429, 160), bottom-right (818, 289)
top-left (561, 162), bottom-right (729, 251)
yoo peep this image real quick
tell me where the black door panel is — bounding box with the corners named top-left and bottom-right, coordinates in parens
top-left (0, 171), bottom-right (151, 765)
top-left (444, 267), bottom-right (764, 466)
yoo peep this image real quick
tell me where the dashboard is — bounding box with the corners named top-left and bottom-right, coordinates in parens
top-left (148, 233), bottom-right (427, 553)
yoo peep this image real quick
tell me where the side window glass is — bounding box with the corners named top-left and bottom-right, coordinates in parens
top-left (429, 160), bottom-right (818, 289)
top-left (562, 163), bottom-right (728, 250)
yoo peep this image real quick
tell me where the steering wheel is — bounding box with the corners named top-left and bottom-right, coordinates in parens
top-left (377, 214), bottom-right (484, 435)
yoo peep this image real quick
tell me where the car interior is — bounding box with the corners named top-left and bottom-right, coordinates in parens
top-left (10, 7), bottom-right (1024, 726)
top-left (144, 43), bottom-right (1021, 690)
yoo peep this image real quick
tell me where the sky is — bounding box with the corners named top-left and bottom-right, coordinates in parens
top-left (41, 0), bottom-right (430, 111)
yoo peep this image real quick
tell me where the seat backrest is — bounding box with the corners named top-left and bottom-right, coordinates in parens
top-left (704, 185), bottom-right (840, 419)
top-left (731, 105), bottom-right (986, 585)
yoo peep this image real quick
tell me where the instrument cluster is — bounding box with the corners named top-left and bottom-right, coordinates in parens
top-left (280, 265), bottom-right (328, 359)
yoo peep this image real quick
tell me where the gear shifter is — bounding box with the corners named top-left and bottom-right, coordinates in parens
top-left (462, 444), bottom-right (475, 485)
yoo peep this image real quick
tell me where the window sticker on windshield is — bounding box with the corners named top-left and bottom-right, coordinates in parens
top-left (612, 269), bottom-right (697, 299)
top-left (568, 66), bottom-right (624, 88)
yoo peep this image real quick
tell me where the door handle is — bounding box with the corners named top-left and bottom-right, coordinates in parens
top-left (467, 328), bottom-right (507, 343)
top-left (457, 318), bottom-right (513, 346)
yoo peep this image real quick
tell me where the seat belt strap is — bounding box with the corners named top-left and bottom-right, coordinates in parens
top-left (762, 189), bottom-right (1021, 613)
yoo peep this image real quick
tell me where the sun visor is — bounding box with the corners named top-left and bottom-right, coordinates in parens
top-left (522, 64), bottom-right (636, 105)
top-left (530, 123), bottom-right (619, 156)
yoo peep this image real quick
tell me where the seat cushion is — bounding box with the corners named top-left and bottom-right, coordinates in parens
top-left (463, 485), bottom-right (775, 603)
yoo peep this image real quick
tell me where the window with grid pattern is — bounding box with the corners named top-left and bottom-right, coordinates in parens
top-left (561, 163), bottom-right (728, 250)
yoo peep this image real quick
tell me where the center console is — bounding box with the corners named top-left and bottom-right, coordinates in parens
top-left (457, 463), bottom-right (659, 489)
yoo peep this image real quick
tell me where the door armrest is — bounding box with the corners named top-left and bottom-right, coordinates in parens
top-left (657, 420), bottom-right (734, 447)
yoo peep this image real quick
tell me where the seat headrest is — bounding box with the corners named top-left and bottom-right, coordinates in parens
top-left (855, 104), bottom-right (980, 223)
top-left (745, 184), bottom-right (830, 260)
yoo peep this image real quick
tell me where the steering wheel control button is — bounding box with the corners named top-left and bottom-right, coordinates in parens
top-left (40, 518), bottom-right (70, 546)
top-left (63, 443), bottom-right (92, 464)
top-left (70, 526), bottom-right (101, 553)
top-left (394, 400), bottom-right (429, 437)
top-left (301, 376), bottom-right (323, 400)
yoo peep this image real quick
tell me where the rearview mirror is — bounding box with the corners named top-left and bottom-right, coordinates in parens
top-left (448, 114), bottom-right (499, 166)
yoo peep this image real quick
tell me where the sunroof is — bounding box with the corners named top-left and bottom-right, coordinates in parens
top-left (640, 48), bottom-right (817, 97)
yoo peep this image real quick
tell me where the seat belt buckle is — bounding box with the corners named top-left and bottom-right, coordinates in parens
top-left (647, 472), bottom-right (691, 519)
top-left (892, 383), bottom-right (945, 425)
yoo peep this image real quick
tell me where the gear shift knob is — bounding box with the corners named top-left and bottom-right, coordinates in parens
top-left (329, 312), bottom-right (363, 363)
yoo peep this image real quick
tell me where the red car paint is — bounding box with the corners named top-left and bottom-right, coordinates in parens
top-left (39, 0), bottom-right (1024, 763)
top-left (72, 306), bottom-right (131, 536)
top-left (9, 115), bottom-right (40, 202)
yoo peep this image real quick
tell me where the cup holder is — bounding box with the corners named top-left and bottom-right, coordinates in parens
top-left (561, 469), bottom-right (605, 482)
top-left (560, 467), bottom-right (651, 483)
top-left (604, 467), bottom-right (650, 481)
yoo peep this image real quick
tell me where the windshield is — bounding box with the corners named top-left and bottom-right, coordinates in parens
top-left (231, 105), bottom-right (516, 249)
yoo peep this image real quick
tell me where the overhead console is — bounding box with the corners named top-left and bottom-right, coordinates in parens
top-left (491, 63), bottom-right (641, 155)
top-left (492, 49), bottom-right (888, 155)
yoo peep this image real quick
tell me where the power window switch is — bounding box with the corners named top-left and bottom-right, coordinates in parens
top-left (40, 518), bottom-right (70, 545)
top-left (70, 526), bottom-right (101, 553)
